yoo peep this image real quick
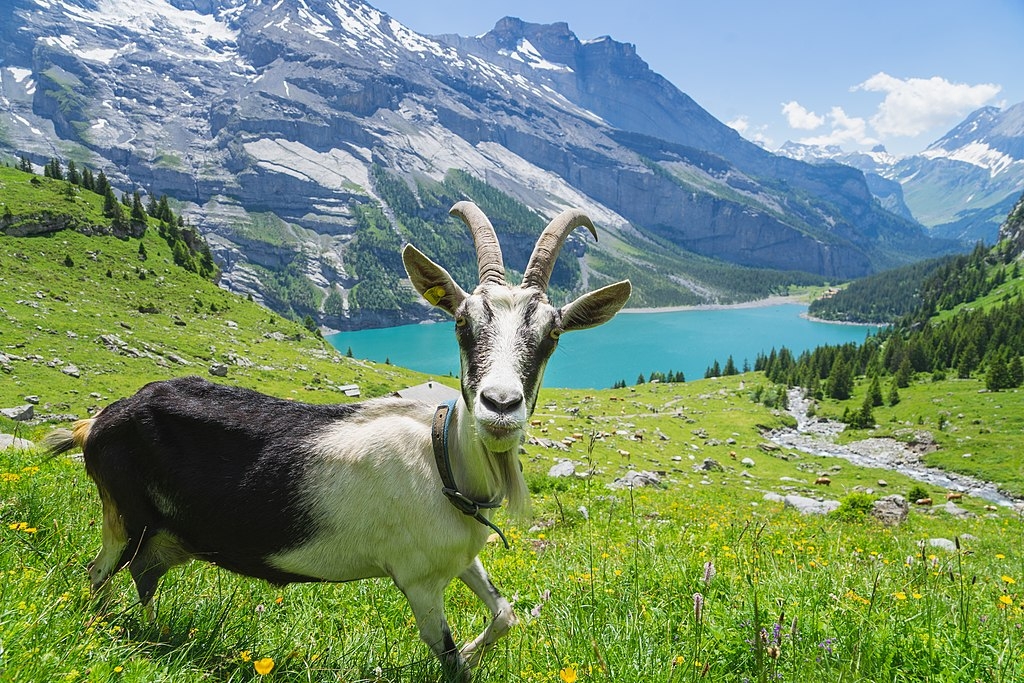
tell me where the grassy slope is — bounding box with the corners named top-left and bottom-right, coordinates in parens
top-left (4, 170), bottom-right (1024, 681)
top-left (5, 377), bottom-right (1024, 682)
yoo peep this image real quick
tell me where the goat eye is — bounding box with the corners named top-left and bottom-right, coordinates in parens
top-left (549, 328), bottom-right (561, 341)
top-left (455, 316), bottom-right (467, 328)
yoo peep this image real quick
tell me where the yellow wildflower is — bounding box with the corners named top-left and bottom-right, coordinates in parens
top-left (999, 595), bottom-right (1013, 608)
top-left (559, 666), bottom-right (578, 683)
top-left (1002, 575), bottom-right (1016, 585)
top-left (254, 657), bottom-right (275, 675)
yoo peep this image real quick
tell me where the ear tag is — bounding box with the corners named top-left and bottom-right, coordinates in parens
top-left (424, 285), bottom-right (446, 305)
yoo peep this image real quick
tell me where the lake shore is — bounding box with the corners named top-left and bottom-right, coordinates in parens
top-left (621, 293), bottom-right (807, 314)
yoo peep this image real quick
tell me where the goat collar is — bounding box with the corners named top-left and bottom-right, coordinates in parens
top-left (432, 399), bottom-right (510, 549)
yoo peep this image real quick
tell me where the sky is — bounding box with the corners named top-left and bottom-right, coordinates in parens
top-left (367, 0), bottom-right (1024, 158)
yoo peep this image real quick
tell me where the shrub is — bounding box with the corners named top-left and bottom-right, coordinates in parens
top-left (907, 484), bottom-right (930, 503)
top-left (830, 492), bottom-right (877, 522)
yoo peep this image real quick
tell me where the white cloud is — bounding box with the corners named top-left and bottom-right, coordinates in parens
top-left (854, 72), bottom-right (1001, 138)
top-left (798, 106), bottom-right (879, 148)
top-left (781, 101), bottom-right (824, 130)
top-left (728, 115), bottom-right (773, 147)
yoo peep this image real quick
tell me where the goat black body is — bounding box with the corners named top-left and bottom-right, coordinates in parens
top-left (84, 376), bottom-right (359, 587)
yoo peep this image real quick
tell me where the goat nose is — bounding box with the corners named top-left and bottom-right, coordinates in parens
top-left (480, 386), bottom-right (524, 414)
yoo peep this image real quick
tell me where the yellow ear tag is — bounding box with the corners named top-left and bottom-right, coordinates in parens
top-left (424, 285), bottom-right (446, 305)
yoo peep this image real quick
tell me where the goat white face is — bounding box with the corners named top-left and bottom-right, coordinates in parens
top-left (455, 285), bottom-right (558, 451)
top-left (403, 202), bottom-right (632, 453)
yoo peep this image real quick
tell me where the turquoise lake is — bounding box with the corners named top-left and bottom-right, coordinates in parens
top-left (327, 303), bottom-right (880, 390)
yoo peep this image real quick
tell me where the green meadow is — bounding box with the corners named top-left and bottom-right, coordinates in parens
top-left (3, 178), bottom-right (1024, 681)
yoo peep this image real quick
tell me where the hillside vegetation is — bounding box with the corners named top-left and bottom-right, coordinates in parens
top-left (3, 175), bottom-right (1024, 682)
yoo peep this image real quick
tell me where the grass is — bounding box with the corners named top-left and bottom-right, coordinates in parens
top-left (4, 195), bottom-right (1024, 680)
top-left (4, 376), bottom-right (1024, 682)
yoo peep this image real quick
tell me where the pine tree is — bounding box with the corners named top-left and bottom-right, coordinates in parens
top-left (827, 356), bottom-right (853, 400)
top-left (867, 375), bottom-right (884, 407)
top-left (131, 191), bottom-right (148, 227)
top-left (95, 171), bottom-right (110, 198)
top-left (81, 167), bottom-right (95, 192)
top-left (986, 356), bottom-right (1013, 392)
top-left (1009, 355), bottom-right (1023, 388)
top-left (18, 155), bottom-right (33, 173)
top-left (102, 187), bottom-right (119, 217)
top-left (66, 160), bottom-right (80, 186)
top-left (887, 379), bottom-right (900, 406)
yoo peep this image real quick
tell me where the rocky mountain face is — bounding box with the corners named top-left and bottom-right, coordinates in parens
top-left (778, 103), bottom-right (1024, 244)
top-left (0, 0), bottom-right (955, 329)
top-left (999, 191), bottom-right (1024, 258)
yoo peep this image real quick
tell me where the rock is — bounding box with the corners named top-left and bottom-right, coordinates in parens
top-left (0, 405), bottom-right (34, 421)
top-left (877, 479), bottom-right (888, 487)
top-left (783, 495), bottom-right (840, 516)
top-left (695, 458), bottom-right (724, 472)
top-left (763, 492), bottom-right (785, 503)
top-left (61, 364), bottom-right (80, 378)
top-left (209, 363), bottom-right (229, 377)
top-left (928, 538), bottom-right (958, 552)
top-left (608, 470), bottom-right (662, 490)
top-left (548, 460), bottom-right (577, 478)
top-left (871, 495), bottom-right (909, 526)
top-left (741, 457), bottom-right (755, 468)
top-left (943, 502), bottom-right (976, 519)
top-left (166, 353), bottom-right (190, 365)
top-left (0, 434), bottom-right (35, 450)
top-left (23, 395), bottom-right (39, 405)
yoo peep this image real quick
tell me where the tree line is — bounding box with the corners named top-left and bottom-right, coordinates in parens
top-left (15, 154), bottom-right (218, 281)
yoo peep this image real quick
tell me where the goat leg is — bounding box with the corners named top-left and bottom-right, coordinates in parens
top-left (395, 576), bottom-right (472, 682)
top-left (458, 558), bottom-right (518, 666)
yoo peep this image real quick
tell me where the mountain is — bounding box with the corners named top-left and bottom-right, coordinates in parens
top-left (778, 103), bottom-right (1024, 244)
top-left (0, 0), bottom-right (955, 329)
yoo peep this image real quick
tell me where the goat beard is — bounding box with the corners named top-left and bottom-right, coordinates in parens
top-left (497, 450), bottom-right (531, 520)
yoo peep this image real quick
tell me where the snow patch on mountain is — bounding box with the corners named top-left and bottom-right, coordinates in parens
top-left (922, 142), bottom-right (1019, 178)
top-left (47, 0), bottom-right (239, 62)
top-left (501, 39), bottom-right (573, 72)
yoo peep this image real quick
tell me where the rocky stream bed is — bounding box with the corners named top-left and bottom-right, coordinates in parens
top-left (765, 389), bottom-right (1020, 507)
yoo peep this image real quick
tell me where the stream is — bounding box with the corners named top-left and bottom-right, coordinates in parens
top-left (765, 389), bottom-right (1021, 507)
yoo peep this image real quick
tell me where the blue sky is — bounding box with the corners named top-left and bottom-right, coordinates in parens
top-left (369, 0), bottom-right (1024, 157)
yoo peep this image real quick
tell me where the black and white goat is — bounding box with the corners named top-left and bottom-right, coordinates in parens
top-left (46, 201), bottom-right (631, 680)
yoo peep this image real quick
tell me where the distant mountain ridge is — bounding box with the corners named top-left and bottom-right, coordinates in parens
top-left (777, 103), bottom-right (1024, 244)
top-left (0, 0), bottom-right (957, 329)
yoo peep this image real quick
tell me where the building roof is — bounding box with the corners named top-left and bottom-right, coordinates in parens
top-left (395, 381), bottom-right (460, 404)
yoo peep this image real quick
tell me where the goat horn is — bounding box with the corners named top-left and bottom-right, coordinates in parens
top-left (449, 201), bottom-right (505, 286)
top-left (522, 209), bottom-right (597, 291)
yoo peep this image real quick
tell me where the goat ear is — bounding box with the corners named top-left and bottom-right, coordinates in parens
top-left (559, 280), bottom-right (632, 332)
top-left (402, 244), bottom-right (468, 316)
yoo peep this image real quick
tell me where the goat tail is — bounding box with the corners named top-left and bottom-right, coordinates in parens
top-left (42, 417), bottom-right (96, 460)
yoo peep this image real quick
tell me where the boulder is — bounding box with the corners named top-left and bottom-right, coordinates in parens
top-left (548, 460), bottom-right (577, 478)
top-left (0, 405), bottom-right (34, 421)
top-left (871, 495), bottom-right (909, 526)
top-left (942, 501), bottom-right (976, 519)
top-left (608, 470), bottom-right (662, 490)
top-left (783, 495), bottom-right (840, 516)
top-left (209, 363), bottom-right (229, 377)
top-left (0, 434), bottom-right (35, 450)
top-left (928, 538), bottom-right (958, 552)
top-left (695, 458), bottom-right (724, 472)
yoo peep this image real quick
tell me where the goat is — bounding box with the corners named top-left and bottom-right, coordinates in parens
top-left (45, 201), bottom-right (631, 681)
